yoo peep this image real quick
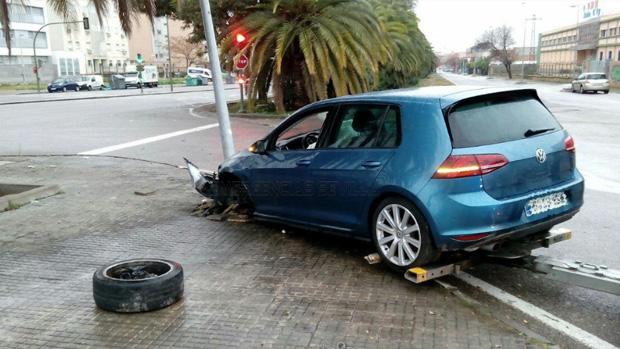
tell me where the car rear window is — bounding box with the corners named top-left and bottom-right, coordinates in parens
top-left (587, 73), bottom-right (606, 79)
top-left (447, 95), bottom-right (561, 148)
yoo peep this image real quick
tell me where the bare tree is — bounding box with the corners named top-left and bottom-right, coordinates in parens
top-left (479, 26), bottom-right (516, 79)
top-left (170, 36), bottom-right (204, 70)
top-left (444, 53), bottom-right (462, 72)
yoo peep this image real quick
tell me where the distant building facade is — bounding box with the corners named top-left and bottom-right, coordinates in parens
top-left (128, 15), bottom-right (198, 76)
top-left (47, 0), bottom-right (131, 76)
top-left (539, 10), bottom-right (620, 83)
top-left (0, 0), bottom-right (54, 83)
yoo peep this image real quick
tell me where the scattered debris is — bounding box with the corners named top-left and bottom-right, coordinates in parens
top-left (192, 201), bottom-right (253, 223)
top-left (364, 253), bottom-right (382, 265)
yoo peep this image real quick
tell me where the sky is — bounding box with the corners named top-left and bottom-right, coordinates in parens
top-left (416, 0), bottom-right (620, 54)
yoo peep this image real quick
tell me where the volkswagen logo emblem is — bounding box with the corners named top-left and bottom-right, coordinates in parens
top-left (535, 148), bottom-right (546, 163)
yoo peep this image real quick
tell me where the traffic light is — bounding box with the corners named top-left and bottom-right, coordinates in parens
top-left (136, 53), bottom-right (144, 64)
top-left (83, 17), bottom-right (89, 30)
top-left (232, 30), bottom-right (249, 48)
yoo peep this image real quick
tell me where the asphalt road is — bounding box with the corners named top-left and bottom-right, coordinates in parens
top-left (1, 76), bottom-right (618, 346)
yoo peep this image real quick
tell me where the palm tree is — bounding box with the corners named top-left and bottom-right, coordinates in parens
top-left (223, 0), bottom-right (391, 113)
top-left (372, 0), bottom-right (435, 88)
top-left (1, 0), bottom-right (157, 54)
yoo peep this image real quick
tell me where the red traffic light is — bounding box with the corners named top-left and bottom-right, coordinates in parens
top-left (232, 30), bottom-right (249, 48)
top-left (235, 33), bottom-right (247, 44)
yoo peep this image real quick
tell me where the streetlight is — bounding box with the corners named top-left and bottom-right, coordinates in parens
top-left (198, 0), bottom-right (235, 159)
top-left (33, 18), bottom-right (89, 93)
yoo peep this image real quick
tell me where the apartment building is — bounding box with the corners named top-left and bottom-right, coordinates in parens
top-left (46, 0), bottom-right (130, 76)
top-left (0, 0), bottom-right (53, 83)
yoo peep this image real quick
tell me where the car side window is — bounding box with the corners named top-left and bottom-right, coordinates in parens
top-left (274, 109), bottom-right (330, 151)
top-left (325, 104), bottom-right (399, 149)
top-left (577, 74), bottom-right (585, 80)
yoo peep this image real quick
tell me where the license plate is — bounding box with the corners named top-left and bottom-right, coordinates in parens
top-left (525, 192), bottom-right (568, 217)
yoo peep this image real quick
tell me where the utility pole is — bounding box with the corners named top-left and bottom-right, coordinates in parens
top-left (33, 19), bottom-right (86, 93)
top-left (521, 15), bottom-right (542, 81)
top-left (198, 0), bottom-right (235, 159)
top-left (166, 15), bottom-right (173, 92)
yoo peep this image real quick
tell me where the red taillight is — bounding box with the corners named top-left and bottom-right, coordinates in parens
top-left (452, 233), bottom-right (490, 242)
top-left (433, 154), bottom-right (509, 179)
top-left (564, 136), bottom-right (575, 153)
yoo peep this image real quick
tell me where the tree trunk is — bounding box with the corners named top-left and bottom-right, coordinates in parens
top-left (273, 71), bottom-right (285, 114)
top-left (505, 62), bottom-right (512, 79)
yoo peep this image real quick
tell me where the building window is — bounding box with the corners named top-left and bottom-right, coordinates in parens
top-left (601, 30), bottom-right (606, 37)
top-left (617, 51), bottom-right (620, 61)
top-left (600, 51), bottom-right (603, 60)
top-left (0, 30), bottom-right (47, 49)
top-left (609, 51), bottom-right (613, 60)
top-left (8, 4), bottom-right (44, 24)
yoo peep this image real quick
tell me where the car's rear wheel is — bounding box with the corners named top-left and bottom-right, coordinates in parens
top-left (62, 87), bottom-right (67, 92)
top-left (604, 90), bottom-right (609, 94)
top-left (371, 197), bottom-right (439, 271)
top-left (579, 85), bottom-right (585, 94)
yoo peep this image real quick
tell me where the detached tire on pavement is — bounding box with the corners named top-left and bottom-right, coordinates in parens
top-left (93, 259), bottom-right (184, 313)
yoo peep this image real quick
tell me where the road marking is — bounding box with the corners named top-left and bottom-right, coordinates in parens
top-left (189, 106), bottom-right (210, 119)
top-left (457, 272), bottom-right (618, 349)
top-left (78, 123), bottom-right (219, 155)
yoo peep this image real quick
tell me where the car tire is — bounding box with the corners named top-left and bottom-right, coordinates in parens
top-left (88, 86), bottom-right (92, 91)
top-left (92, 258), bottom-right (184, 313)
top-left (371, 197), bottom-right (440, 272)
top-left (62, 87), bottom-right (67, 92)
top-left (604, 90), bottom-right (609, 94)
top-left (579, 85), bottom-right (585, 94)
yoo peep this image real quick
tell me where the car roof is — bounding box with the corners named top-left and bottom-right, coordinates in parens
top-left (311, 85), bottom-right (538, 110)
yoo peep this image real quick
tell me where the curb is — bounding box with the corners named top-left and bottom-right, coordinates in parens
top-left (0, 184), bottom-right (61, 211)
top-left (0, 86), bottom-right (239, 106)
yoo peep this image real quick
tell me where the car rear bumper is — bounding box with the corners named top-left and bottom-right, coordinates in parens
top-left (418, 170), bottom-right (584, 251)
top-left (584, 83), bottom-right (609, 91)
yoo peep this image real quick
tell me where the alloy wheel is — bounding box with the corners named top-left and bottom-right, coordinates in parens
top-left (376, 204), bottom-right (421, 266)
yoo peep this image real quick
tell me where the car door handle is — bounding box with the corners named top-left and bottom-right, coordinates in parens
top-left (361, 161), bottom-right (382, 169)
top-left (296, 159), bottom-right (312, 167)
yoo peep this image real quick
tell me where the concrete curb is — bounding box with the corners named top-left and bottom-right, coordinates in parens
top-left (0, 184), bottom-right (61, 211)
top-left (0, 86), bottom-right (239, 106)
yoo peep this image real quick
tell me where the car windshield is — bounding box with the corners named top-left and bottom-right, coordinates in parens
top-left (188, 69), bottom-right (203, 74)
top-left (448, 95), bottom-right (561, 148)
top-left (587, 74), bottom-right (606, 79)
top-left (126, 72), bottom-right (138, 77)
top-left (52, 79), bottom-right (64, 84)
top-left (80, 76), bottom-right (89, 81)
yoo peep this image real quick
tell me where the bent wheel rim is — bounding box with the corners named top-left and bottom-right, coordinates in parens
top-left (376, 204), bottom-right (421, 266)
top-left (104, 259), bottom-right (173, 281)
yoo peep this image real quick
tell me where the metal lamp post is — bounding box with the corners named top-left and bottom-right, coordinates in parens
top-left (33, 20), bottom-right (86, 93)
top-left (198, 0), bottom-right (235, 159)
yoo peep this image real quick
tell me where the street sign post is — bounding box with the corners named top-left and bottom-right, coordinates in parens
top-left (136, 55), bottom-right (144, 94)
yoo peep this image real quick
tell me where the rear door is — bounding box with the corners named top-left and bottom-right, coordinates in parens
top-left (446, 92), bottom-right (574, 200)
top-left (307, 103), bottom-right (400, 232)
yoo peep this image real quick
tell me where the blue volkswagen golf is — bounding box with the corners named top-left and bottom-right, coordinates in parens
top-left (187, 86), bottom-right (584, 271)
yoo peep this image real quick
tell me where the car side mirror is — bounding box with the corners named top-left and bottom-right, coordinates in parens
top-left (248, 140), bottom-right (267, 154)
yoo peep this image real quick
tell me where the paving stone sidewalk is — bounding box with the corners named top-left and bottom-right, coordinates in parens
top-left (0, 156), bottom-right (534, 348)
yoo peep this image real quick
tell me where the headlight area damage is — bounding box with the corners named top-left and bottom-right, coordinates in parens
top-left (183, 158), bottom-right (252, 222)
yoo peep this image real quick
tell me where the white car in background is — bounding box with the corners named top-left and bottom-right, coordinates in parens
top-left (571, 73), bottom-right (610, 94)
top-left (187, 67), bottom-right (212, 81)
top-left (79, 75), bottom-right (103, 91)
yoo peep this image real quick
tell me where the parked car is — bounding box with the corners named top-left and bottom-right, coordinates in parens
top-left (47, 78), bottom-right (80, 93)
top-left (571, 73), bottom-right (609, 94)
top-left (187, 67), bottom-right (212, 81)
top-left (79, 75), bottom-right (104, 91)
top-left (186, 86), bottom-right (584, 271)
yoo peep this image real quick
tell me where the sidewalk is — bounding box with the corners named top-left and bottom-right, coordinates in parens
top-left (0, 155), bottom-right (536, 348)
top-left (0, 83), bottom-right (239, 105)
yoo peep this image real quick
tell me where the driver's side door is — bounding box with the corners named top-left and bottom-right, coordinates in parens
top-left (248, 106), bottom-right (335, 223)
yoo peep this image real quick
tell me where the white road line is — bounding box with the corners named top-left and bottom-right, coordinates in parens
top-left (78, 123), bottom-right (219, 155)
top-left (457, 272), bottom-right (618, 349)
